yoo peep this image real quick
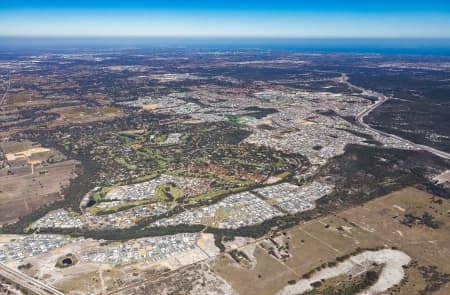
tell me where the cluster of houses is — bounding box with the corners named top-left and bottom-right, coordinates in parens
top-left (104, 174), bottom-right (213, 203)
top-left (80, 233), bottom-right (198, 265)
top-left (151, 191), bottom-right (283, 229)
top-left (32, 203), bottom-right (171, 230)
top-left (0, 234), bottom-right (72, 263)
top-left (255, 182), bottom-right (333, 214)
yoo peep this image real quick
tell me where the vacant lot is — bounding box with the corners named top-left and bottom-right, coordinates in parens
top-left (214, 187), bottom-right (450, 295)
top-left (51, 105), bottom-right (125, 125)
top-left (339, 187), bottom-right (450, 295)
top-left (0, 141), bottom-right (79, 224)
top-left (0, 160), bottom-right (79, 224)
top-left (339, 187), bottom-right (450, 272)
top-left (214, 245), bottom-right (297, 295)
top-left (213, 214), bottom-right (382, 295)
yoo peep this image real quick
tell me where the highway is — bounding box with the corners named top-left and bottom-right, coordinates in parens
top-left (336, 73), bottom-right (450, 160)
top-left (0, 262), bottom-right (64, 295)
top-left (351, 77), bottom-right (450, 160)
top-left (0, 71), bottom-right (11, 107)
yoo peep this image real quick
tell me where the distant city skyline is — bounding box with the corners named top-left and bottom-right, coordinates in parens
top-left (1, 0), bottom-right (450, 38)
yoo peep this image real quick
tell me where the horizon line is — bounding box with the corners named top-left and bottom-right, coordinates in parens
top-left (2, 36), bottom-right (450, 39)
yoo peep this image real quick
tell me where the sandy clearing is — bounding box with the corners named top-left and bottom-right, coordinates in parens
top-left (197, 233), bottom-right (220, 257)
top-left (9, 238), bottom-right (101, 285)
top-left (191, 265), bottom-right (238, 295)
top-left (173, 248), bottom-right (208, 267)
top-left (276, 249), bottom-right (411, 295)
top-left (240, 244), bottom-right (257, 269)
top-left (142, 104), bottom-right (159, 110)
top-left (393, 204), bottom-right (406, 212)
top-left (5, 147), bottom-right (51, 161)
top-left (433, 170), bottom-right (450, 184)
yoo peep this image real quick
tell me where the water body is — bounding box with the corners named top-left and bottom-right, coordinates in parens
top-left (86, 199), bottom-right (96, 208)
top-left (62, 258), bottom-right (73, 265)
top-left (1, 37), bottom-right (450, 55)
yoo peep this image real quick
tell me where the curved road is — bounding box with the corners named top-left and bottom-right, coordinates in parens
top-left (338, 73), bottom-right (450, 160)
top-left (0, 71), bottom-right (11, 107)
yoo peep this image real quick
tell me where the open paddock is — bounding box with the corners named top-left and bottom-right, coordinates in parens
top-left (214, 187), bottom-right (450, 295)
top-left (0, 160), bottom-right (79, 224)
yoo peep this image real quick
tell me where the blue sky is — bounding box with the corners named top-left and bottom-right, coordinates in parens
top-left (1, 1), bottom-right (450, 37)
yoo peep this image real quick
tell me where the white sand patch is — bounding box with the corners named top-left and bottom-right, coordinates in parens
top-left (197, 233), bottom-right (220, 257)
top-left (173, 248), bottom-right (208, 266)
top-left (240, 243), bottom-right (257, 269)
top-left (433, 170), bottom-right (450, 184)
top-left (264, 176), bottom-right (282, 184)
top-left (276, 249), bottom-right (411, 295)
top-left (393, 205), bottom-right (406, 212)
top-left (191, 266), bottom-right (238, 295)
top-left (223, 236), bottom-right (253, 250)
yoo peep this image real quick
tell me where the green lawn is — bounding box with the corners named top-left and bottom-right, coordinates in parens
top-left (114, 157), bottom-right (137, 170)
top-left (154, 183), bottom-right (184, 202)
top-left (88, 200), bottom-right (150, 215)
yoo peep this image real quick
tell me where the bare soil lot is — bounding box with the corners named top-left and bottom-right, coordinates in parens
top-left (339, 187), bottom-right (450, 273)
top-left (214, 187), bottom-right (450, 295)
top-left (214, 245), bottom-right (297, 295)
top-left (0, 141), bottom-right (79, 224)
top-left (50, 105), bottom-right (125, 125)
top-left (0, 160), bottom-right (79, 224)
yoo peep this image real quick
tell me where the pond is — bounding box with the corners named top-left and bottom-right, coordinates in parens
top-left (86, 199), bottom-right (96, 207)
top-left (62, 258), bottom-right (73, 266)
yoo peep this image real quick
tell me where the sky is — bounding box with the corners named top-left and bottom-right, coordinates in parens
top-left (1, 0), bottom-right (450, 38)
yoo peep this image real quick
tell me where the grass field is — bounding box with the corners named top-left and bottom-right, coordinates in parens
top-left (87, 200), bottom-right (151, 215)
top-left (114, 157), bottom-right (138, 170)
top-left (338, 187), bottom-right (450, 274)
top-left (154, 183), bottom-right (184, 202)
top-left (5, 90), bottom-right (32, 106)
top-left (54, 105), bottom-right (125, 124)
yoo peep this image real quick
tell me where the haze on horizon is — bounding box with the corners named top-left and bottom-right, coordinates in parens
top-left (1, 0), bottom-right (450, 38)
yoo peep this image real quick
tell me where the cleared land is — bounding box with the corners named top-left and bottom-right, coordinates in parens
top-left (9, 234), bottom-right (219, 295)
top-left (0, 161), bottom-right (79, 225)
top-left (8, 188), bottom-right (448, 295)
top-left (277, 249), bottom-right (411, 295)
top-left (0, 141), bottom-right (79, 224)
top-left (214, 187), bottom-right (450, 295)
top-left (50, 105), bottom-right (125, 125)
